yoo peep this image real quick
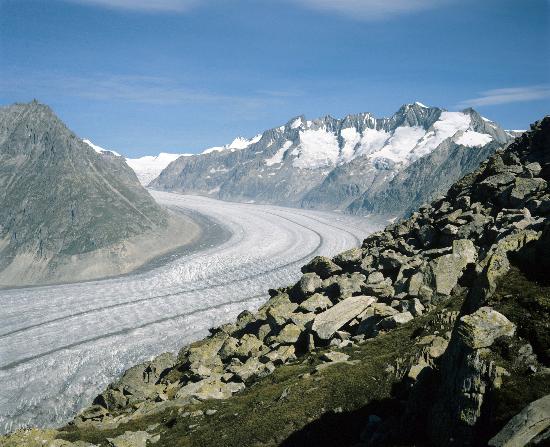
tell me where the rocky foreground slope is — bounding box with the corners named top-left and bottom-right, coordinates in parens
top-left (3, 116), bottom-right (549, 446)
top-left (0, 101), bottom-right (199, 287)
top-left (151, 103), bottom-right (513, 216)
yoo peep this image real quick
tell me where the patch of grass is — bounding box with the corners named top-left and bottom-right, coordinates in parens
top-left (489, 266), bottom-right (550, 364)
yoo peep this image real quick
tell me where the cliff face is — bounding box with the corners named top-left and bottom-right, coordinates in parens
top-left (0, 101), bottom-right (171, 286)
top-left (2, 116), bottom-right (549, 446)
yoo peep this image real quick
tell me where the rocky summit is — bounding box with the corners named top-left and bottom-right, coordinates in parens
top-left (2, 116), bottom-right (549, 446)
top-left (151, 103), bottom-right (513, 216)
top-left (0, 101), bottom-right (193, 287)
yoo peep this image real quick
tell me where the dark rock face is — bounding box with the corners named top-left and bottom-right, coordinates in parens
top-left (151, 104), bottom-right (512, 216)
top-left (0, 101), bottom-right (168, 285)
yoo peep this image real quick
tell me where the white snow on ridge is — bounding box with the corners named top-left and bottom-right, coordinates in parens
top-left (202, 134), bottom-right (262, 155)
top-left (455, 131), bottom-right (493, 147)
top-left (83, 139), bottom-right (121, 157)
top-left (368, 126), bottom-right (426, 163)
top-left (340, 127), bottom-right (361, 163)
top-left (292, 128), bottom-right (340, 169)
top-left (265, 141), bottom-right (292, 166)
top-left (291, 118), bottom-right (303, 129)
top-left (126, 153), bottom-right (191, 186)
top-left (410, 112), bottom-right (472, 159)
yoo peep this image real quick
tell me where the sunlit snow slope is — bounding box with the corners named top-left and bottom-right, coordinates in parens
top-left (0, 192), bottom-right (383, 434)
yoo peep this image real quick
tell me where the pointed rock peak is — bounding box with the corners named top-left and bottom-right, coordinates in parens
top-left (393, 103), bottom-right (443, 129)
top-left (286, 115), bottom-right (306, 129)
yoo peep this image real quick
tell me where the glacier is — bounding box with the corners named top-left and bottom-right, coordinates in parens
top-left (0, 192), bottom-right (384, 434)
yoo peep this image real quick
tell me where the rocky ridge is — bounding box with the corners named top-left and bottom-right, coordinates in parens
top-left (2, 116), bottom-right (549, 446)
top-left (151, 103), bottom-right (513, 216)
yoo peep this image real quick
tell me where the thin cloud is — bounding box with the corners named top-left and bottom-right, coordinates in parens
top-left (62, 0), bottom-right (201, 13)
top-left (457, 85), bottom-right (550, 108)
top-left (0, 72), bottom-right (282, 112)
top-left (290, 0), bottom-right (455, 20)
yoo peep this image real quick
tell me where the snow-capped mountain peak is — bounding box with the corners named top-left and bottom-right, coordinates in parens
top-left (202, 134), bottom-right (262, 155)
top-left (151, 103), bottom-right (512, 213)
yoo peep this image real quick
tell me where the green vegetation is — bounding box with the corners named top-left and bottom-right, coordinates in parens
top-left (57, 298), bottom-right (461, 447)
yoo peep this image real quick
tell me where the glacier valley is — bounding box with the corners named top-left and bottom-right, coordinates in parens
top-left (0, 192), bottom-right (384, 434)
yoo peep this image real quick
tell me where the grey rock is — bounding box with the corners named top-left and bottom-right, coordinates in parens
top-left (488, 395), bottom-right (550, 446)
top-left (458, 307), bottom-right (516, 349)
top-left (301, 256), bottom-right (342, 279)
top-left (312, 295), bottom-right (376, 340)
top-left (297, 273), bottom-right (322, 297)
top-left (321, 351), bottom-right (350, 363)
top-left (378, 311), bottom-right (414, 330)
top-left (299, 293), bottom-right (333, 313)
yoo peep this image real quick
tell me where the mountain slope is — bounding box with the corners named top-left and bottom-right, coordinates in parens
top-left (0, 101), bottom-right (199, 287)
top-left (151, 103), bottom-right (512, 215)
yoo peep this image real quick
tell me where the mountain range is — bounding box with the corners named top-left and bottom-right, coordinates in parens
top-left (150, 103), bottom-right (514, 217)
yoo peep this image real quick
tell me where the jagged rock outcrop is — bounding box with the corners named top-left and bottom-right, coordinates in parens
top-left (0, 101), bottom-right (197, 287)
top-left (151, 104), bottom-right (513, 216)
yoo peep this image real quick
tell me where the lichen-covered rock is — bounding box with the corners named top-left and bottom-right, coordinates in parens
top-left (322, 272), bottom-right (366, 300)
top-left (273, 323), bottom-right (302, 344)
top-left (312, 295), bottom-right (375, 340)
top-left (298, 293), bottom-right (333, 313)
top-left (458, 307), bottom-right (515, 349)
top-left (301, 256), bottom-right (342, 279)
top-left (174, 376), bottom-right (237, 401)
top-left (429, 239), bottom-right (477, 295)
top-left (296, 272), bottom-right (322, 297)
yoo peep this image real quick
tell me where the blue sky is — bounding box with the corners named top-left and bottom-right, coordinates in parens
top-left (0, 0), bottom-right (548, 157)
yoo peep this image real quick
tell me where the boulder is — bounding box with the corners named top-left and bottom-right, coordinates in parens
top-left (234, 334), bottom-right (266, 360)
top-left (289, 312), bottom-right (316, 328)
top-left (458, 307), bottom-right (516, 349)
top-left (509, 177), bottom-right (547, 207)
top-left (429, 239), bottom-right (477, 295)
top-left (261, 345), bottom-right (296, 365)
top-left (399, 298), bottom-right (425, 316)
top-left (107, 431), bottom-right (157, 447)
top-left (273, 323), bottom-right (302, 344)
top-left (174, 376), bottom-right (236, 401)
top-left (181, 334), bottom-right (226, 373)
top-left (265, 295), bottom-right (299, 328)
top-left (301, 256), bottom-right (342, 279)
top-left (228, 357), bottom-right (275, 383)
top-left (100, 352), bottom-right (176, 407)
top-left (321, 351), bottom-right (350, 363)
top-left (333, 248), bottom-right (363, 270)
top-left (296, 273), bottom-right (322, 297)
top-left (299, 293), bottom-right (333, 313)
top-left (366, 271), bottom-right (385, 284)
top-left (489, 394), bottom-right (550, 447)
top-left (378, 311), bottom-right (414, 330)
top-left (312, 295), bottom-right (376, 340)
top-left (323, 272), bottom-right (366, 300)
